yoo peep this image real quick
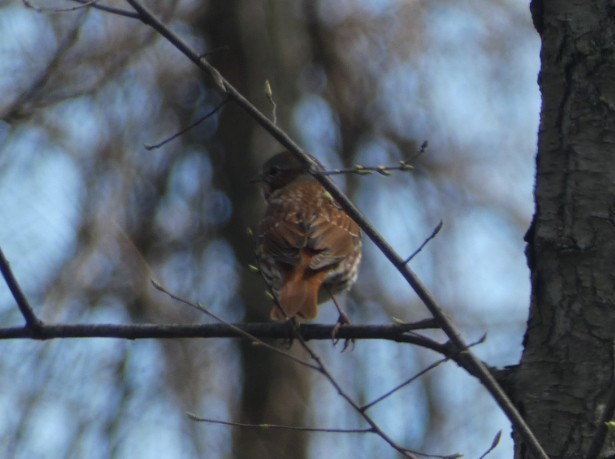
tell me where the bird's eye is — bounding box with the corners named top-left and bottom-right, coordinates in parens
top-left (268, 165), bottom-right (281, 176)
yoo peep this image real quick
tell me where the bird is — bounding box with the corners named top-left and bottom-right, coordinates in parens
top-left (252, 151), bottom-right (362, 321)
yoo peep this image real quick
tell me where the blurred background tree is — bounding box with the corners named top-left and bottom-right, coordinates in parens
top-left (0, 1), bottom-right (538, 458)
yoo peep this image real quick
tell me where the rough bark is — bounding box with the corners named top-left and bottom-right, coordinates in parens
top-left (516, 0), bottom-right (615, 457)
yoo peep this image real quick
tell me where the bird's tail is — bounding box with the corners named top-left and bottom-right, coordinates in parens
top-left (271, 269), bottom-right (327, 320)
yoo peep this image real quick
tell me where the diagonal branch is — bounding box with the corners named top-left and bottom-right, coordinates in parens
top-left (0, 248), bottom-right (44, 331)
top-left (361, 334), bottom-right (485, 412)
top-left (71, 0), bottom-right (139, 18)
top-left (283, 315), bottom-right (419, 459)
top-left (403, 220), bottom-right (443, 265)
top-left (144, 97), bottom-right (229, 150)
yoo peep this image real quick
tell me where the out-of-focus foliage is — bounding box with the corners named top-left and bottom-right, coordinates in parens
top-left (0, 1), bottom-right (538, 458)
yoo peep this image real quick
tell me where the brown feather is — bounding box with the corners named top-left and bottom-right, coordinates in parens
top-left (271, 251), bottom-right (327, 320)
top-left (256, 151), bottom-right (362, 320)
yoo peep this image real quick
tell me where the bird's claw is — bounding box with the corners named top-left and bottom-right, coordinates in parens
top-left (331, 311), bottom-right (354, 351)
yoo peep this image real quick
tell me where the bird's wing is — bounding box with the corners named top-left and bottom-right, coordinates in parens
top-left (307, 204), bottom-right (361, 270)
top-left (259, 188), bottom-right (360, 270)
top-left (258, 210), bottom-right (307, 266)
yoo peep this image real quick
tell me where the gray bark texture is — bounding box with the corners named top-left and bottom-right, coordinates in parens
top-left (516, 0), bottom-right (615, 457)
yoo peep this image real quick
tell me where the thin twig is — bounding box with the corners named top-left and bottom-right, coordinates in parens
top-left (144, 97), bottom-right (228, 150)
top-left (478, 430), bottom-right (502, 459)
top-left (0, 248), bottom-right (44, 331)
top-left (23, 0), bottom-right (97, 13)
top-left (412, 140), bottom-right (429, 160)
top-left (403, 221), bottom-right (443, 265)
top-left (402, 448), bottom-right (461, 459)
top-left (162, 267), bottom-right (443, 458)
top-left (186, 414), bottom-right (374, 434)
top-left (151, 280), bottom-right (319, 370)
top-left (362, 355), bottom-right (448, 412)
top-left (153, 282), bottom-right (466, 459)
top-left (4, 7), bottom-right (87, 120)
top-left (362, 334), bottom-right (485, 411)
top-left (285, 318), bottom-right (420, 459)
top-left (264, 80), bottom-right (277, 125)
top-left (71, 0), bottom-right (140, 18)
top-left (319, 161), bottom-right (414, 177)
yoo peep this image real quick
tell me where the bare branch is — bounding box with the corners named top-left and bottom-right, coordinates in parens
top-left (186, 414), bottom-right (374, 434)
top-left (0, 271), bottom-right (444, 349)
top-left (264, 80), bottom-right (277, 125)
top-left (362, 355), bottom-right (449, 411)
top-left (124, 0), bottom-right (228, 93)
top-left (0, 248), bottom-right (44, 331)
top-left (156, 275), bottom-right (447, 457)
top-left (71, 0), bottom-right (140, 18)
top-left (23, 0), bottom-right (97, 13)
top-left (145, 97), bottom-right (229, 150)
top-left (402, 448), bottom-right (461, 459)
top-left (3, 7), bottom-right (87, 120)
top-left (128, 279), bottom-right (463, 455)
top-left (152, 279), bottom-right (320, 370)
top-left (0, 321), bottom-right (445, 343)
top-left (414, 140), bottom-right (429, 159)
top-left (320, 161), bottom-right (414, 177)
top-left (285, 319), bottom-right (420, 459)
top-left (403, 221), bottom-right (443, 265)
top-left (362, 334), bottom-right (486, 411)
top-left (478, 430), bottom-right (502, 459)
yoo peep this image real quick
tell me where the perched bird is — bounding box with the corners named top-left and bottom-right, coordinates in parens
top-left (253, 151), bottom-right (362, 321)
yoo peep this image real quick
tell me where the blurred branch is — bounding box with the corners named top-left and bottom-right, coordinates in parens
top-left (320, 160), bottom-right (414, 177)
top-left (145, 97), bottom-right (229, 150)
top-left (71, 0), bottom-right (140, 18)
top-left (3, 7), bottom-right (87, 120)
top-left (186, 414), bottom-right (374, 434)
top-left (23, 0), bottom-right (96, 13)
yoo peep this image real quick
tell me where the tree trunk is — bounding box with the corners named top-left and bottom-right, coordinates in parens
top-left (197, 3), bottom-right (310, 458)
top-left (516, 0), bottom-right (615, 457)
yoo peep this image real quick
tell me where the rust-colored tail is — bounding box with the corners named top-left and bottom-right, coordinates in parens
top-left (271, 267), bottom-right (327, 320)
